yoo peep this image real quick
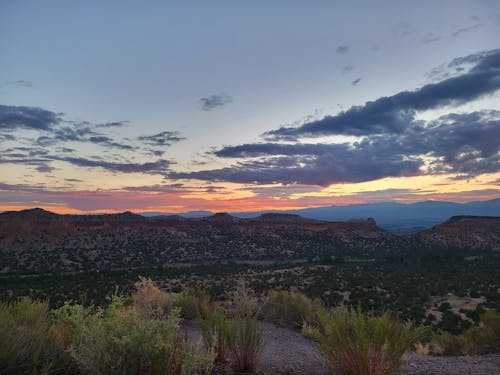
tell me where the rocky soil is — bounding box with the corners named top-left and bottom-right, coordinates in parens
top-left (181, 321), bottom-right (500, 375)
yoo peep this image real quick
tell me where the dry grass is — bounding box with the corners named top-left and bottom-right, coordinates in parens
top-left (133, 276), bottom-right (173, 319)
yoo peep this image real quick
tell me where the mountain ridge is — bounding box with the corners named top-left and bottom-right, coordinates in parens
top-left (0, 207), bottom-right (499, 274)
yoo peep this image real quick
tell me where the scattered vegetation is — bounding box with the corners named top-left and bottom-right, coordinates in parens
top-left (1, 273), bottom-right (499, 374)
top-left (173, 288), bottom-right (211, 320)
top-left (431, 310), bottom-right (500, 355)
top-left (198, 307), bottom-right (233, 363)
top-left (0, 279), bottom-right (214, 375)
top-left (0, 298), bottom-right (73, 374)
top-left (227, 316), bottom-right (263, 373)
top-left (263, 289), bottom-right (326, 329)
top-left (313, 308), bottom-right (427, 375)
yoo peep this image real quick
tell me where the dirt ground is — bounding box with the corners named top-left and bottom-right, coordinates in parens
top-left (181, 321), bottom-right (500, 375)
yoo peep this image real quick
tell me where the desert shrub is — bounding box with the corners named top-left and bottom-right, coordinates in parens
top-left (227, 317), bottom-right (263, 373)
top-left (197, 307), bottom-right (234, 363)
top-left (481, 309), bottom-right (500, 337)
top-left (230, 280), bottom-right (260, 319)
top-left (430, 332), bottom-right (462, 355)
top-left (173, 288), bottom-right (211, 320)
top-left (0, 298), bottom-right (74, 374)
top-left (460, 326), bottom-right (497, 354)
top-left (317, 308), bottom-right (426, 375)
top-left (431, 309), bottom-right (500, 355)
top-left (132, 276), bottom-right (172, 319)
top-left (56, 294), bottom-right (213, 374)
top-left (263, 290), bottom-right (326, 329)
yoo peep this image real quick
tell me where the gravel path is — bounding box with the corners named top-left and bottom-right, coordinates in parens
top-left (402, 353), bottom-right (500, 375)
top-left (181, 320), bottom-right (500, 374)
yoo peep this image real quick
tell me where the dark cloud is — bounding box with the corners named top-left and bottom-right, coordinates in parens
top-left (171, 141), bottom-right (423, 186)
top-left (0, 105), bottom-right (62, 131)
top-left (170, 155), bottom-right (422, 186)
top-left (423, 23), bottom-right (482, 45)
top-left (422, 33), bottom-right (442, 44)
top-left (88, 136), bottom-right (133, 150)
top-left (95, 121), bottom-right (128, 128)
top-left (57, 147), bottom-right (75, 153)
top-left (0, 133), bottom-right (15, 141)
top-left (51, 156), bottom-right (173, 174)
top-left (36, 164), bottom-right (56, 173)
top-left (451, 24), bottom-right (481, 37)
top-left (351, 78), bottom-right (362, 86)
top-left (172, 110), bottom-right (500, 186)
top-left (5, 80), bottom-right (34, 88)
top-left (266, 49), bottom-right (500, 139)
top-left (138, 131), bottom-right (185, 146)
top-left (336, 45), bottom-right (349, 54)
top-left (342, 64), bottom-right (354, 74)
top-left (199, 94), bottom-right (233, 111)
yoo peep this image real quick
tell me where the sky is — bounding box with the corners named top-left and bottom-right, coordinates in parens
top-left (1, 0), bottom-right (500, 214)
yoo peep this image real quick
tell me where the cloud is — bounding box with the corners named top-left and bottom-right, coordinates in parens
top-left (171, 139), bottom-right (425, 186)
top-left (199, 94), bottom-right (233, 111)
top-left (423, 23), bottom-right (481, 44)
top-left (137, 131), bottom-right (185, 146)
top-left (0, 133), bottom-right (15, 141)
top-left (0, 104), bottom-right (62, 131)
top-left (95, 121), bottom-right (128, 128)
top-left (422, 33), bottom-right (442, 44)
top-left (5, 80), bottom-right (34, 88)
top-left (51, 156), bottom-right (173, 174)
top-left (451, 24), bottom-right (481, 37)
top-left (36, 164), bottom-right (56, 173)
top-left (32, 123), bottom-right (135, 150)
top-left (336, 45), bottom-right (349, 54)
top-left (0, 103), bottom-right (188, 176)
top-left (266, 49), bottom-right (500, 139)
top-left (171, 110), bottom-right (500, 186)
top-left (351, 78), bottom-right (362, 86)
top-left (342, 65), bottom-right (354, 74)
top-left (88, 136), bottom-right (134, 150)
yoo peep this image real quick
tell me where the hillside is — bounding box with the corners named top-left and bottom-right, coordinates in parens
top-left (0, 209), bottom-right (499, 274)
top-left (415, 216), bottom-right (500, 251)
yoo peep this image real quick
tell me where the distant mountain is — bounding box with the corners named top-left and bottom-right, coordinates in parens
top-left (141, 210), bottom-right (213, 218)
top-left (0, 207), bottom-right (499, 274)
top-left (138, 199), bottom-right (500, 233)
top-left (0, 209), bottom-right (399, 273)
top-left (229, 199), bottom-right (500, 234)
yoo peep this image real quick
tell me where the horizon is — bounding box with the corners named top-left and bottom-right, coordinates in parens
top-left (2, 196), bottom-right (499, 215)
top-left (1, 1), bottom-right (500, 214)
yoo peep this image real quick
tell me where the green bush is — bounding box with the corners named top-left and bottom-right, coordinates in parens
top-left (227, 317), bottom-right (263, 373)
top-left (317, 308), bottom-right (426, 375)
top-left (263, 290), bottom-right (326, 329)
top-left (430, 332), bottom-right (462, 355)
top-left (0, 298), bottom-right (74, 374)
top-left (431, 309), bottom-right (500, 355)
top-left (460, 326), bottom-right (497, 354)
top-left (55, 294), bottom-right (213, 375)
top-left (173, 289), bottom-right (211, 320)
top-left (481, 309), bottom-right (500, 337)
top-left (197, 307), bottom-right (233, 363)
